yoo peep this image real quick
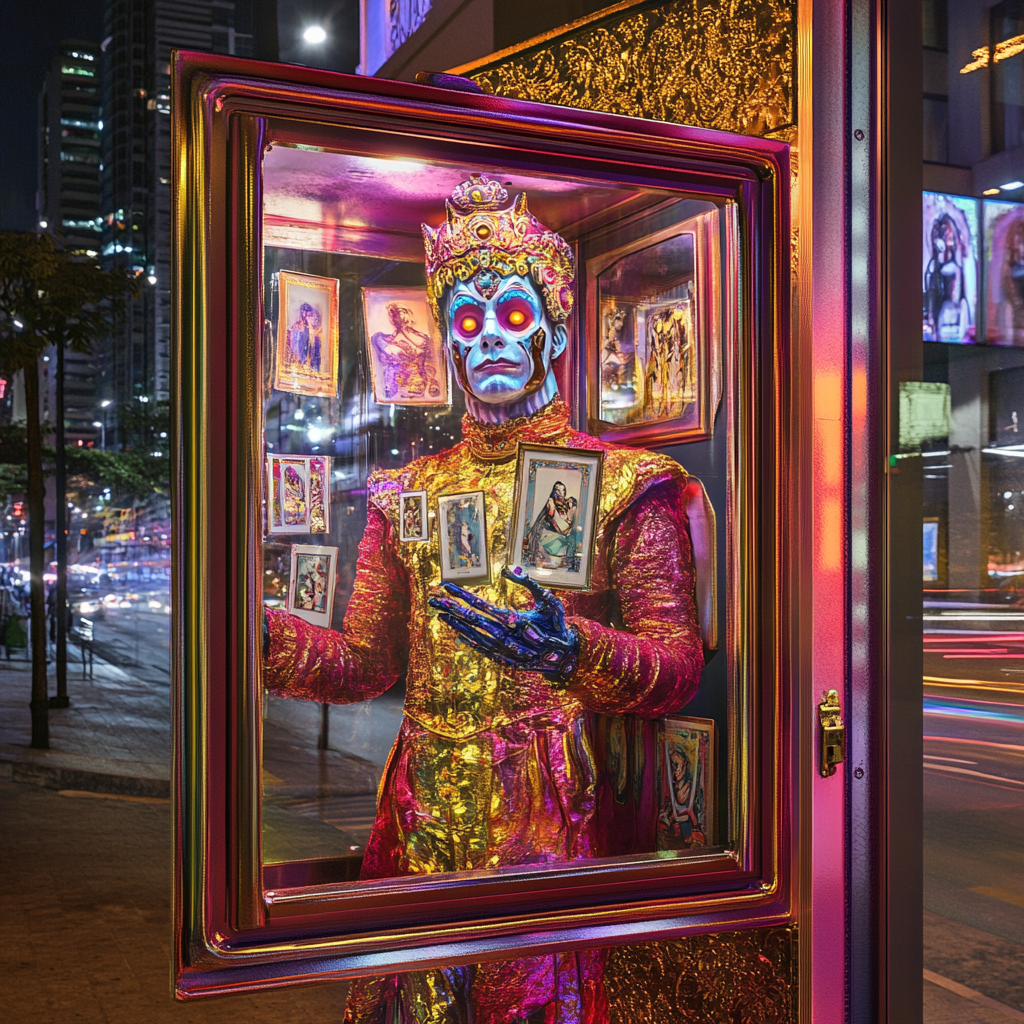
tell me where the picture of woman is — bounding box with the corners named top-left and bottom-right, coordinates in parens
top-left (370, 302), bottom-right (443, 402)
top-left (451, 518), bottom-right (479, 569)
top-left (437, 491), bottom-right (488, 584)
top-left (524, 481), bottom-right (579, 571)
top-left (294, 554), bottom-right (329, 614)
top-left (281, 463), bottom-right (307, 527)
top-left (274, 271), bottom-right (339, 399)
top-left (402, 496), bottom-right (423, 539)
top-left (986, 201), bottom-right (1024, 346)
top-left (921, 192), bottom-right (978, 344)
top-left (286, 301), bottom-right (324, 372)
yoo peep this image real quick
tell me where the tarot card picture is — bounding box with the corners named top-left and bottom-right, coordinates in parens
top-left (633, 297), bottom-right (698, 425)
top-left (922, 191), bottom-right (979, 344)
top-left (287, 544), bottom-right (339, 628)
top-left (509, 444), bottom-right (604, 591)
top-left (362, 287), bottom-right (449, 406)
top-left (399, 490), bottom-right (429, 543)
top-left (657, 716), bottom-right (715, 852)
top-left (266, 455), bottom-right (330, 534)
top-left (274, 271), bottom-right (340, 398)
top-left (598, 299), bottom-right (637, 423)
top-left (984, 199), bottom-right (1024, 346)
top-left (437, 491), bottom-right (489, 585)
top-left (307, 455), bottom-right (331, 534)
top-left (589, 214), bottom-right (720, 446)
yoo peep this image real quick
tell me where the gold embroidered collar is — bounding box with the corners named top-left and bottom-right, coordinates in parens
top-left (461, 396), bottom-right (573, 461)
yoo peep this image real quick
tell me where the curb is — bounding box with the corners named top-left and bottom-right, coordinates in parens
top-left (0, 759), bottom-right (170, 799)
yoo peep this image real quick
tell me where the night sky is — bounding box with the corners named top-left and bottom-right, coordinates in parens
top-left (0, 0), bottom-right (105, 232)
top-left (0, 0), bottom-right (360, 233)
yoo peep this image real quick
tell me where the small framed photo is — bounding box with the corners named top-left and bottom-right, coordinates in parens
top-left (657, 716), bottom-right (715, 851)
top-left (437, 490), bottom-right (489, 586)
top-left (508, 444), bottom-right (604, 591)
top-left (362, 286), bottom-right (449, 406)
top-left (267, 454), bottom-right (331, 535)
top-left (399, 490), bottom-right (429, 543)
top-left (287, 544), bottom-right (339, 628)
top-left (274, 271), bottom-right (340, 398)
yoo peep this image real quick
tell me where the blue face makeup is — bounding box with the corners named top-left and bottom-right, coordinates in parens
top-left (445, 275), bottom-right (552, 405)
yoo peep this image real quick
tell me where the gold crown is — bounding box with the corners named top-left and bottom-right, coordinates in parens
top-left (422, 175), bottom-right (575, 328)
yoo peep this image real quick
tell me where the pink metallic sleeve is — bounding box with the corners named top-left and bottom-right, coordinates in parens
top-left (567, 480), bottom-right (704, 717)
top-left (264, 506), bottom-right (410, 703)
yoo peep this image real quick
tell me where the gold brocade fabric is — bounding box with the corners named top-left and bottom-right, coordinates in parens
top-left (264, 397), bottom-right (705, 1022)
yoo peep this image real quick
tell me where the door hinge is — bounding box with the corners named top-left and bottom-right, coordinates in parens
top-left (818, 688), bottom-right (845, 778)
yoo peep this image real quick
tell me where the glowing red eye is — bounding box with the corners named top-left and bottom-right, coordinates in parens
top-left (498, 298), bottom-right (534, 332)
top-left (460, 315), bottom-right (480, 334)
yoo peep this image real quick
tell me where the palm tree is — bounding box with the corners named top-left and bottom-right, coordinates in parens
top-left (0, 232), bottom-right (136, 747)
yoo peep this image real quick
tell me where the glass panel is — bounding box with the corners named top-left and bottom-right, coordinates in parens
top-left (921, 203), bottom-right (1024, 1019)
top-left (258, 145), bottom-right (734, 890)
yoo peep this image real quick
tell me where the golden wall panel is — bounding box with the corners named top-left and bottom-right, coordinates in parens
top-left (452, 0), bottom-right (796, 137)
top-left (607, 925), bottom-right (797, 1022)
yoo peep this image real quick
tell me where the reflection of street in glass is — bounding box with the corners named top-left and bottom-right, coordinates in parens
top-left (67, 575), bottom-right (171, 679)
top-left (261, 687), bottom-right (404, 865)
top-left (923, 602), bottom-right (1024, 1013)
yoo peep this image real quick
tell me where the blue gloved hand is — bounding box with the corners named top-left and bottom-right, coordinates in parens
top-left (428, 566), bottom-right (579, 682)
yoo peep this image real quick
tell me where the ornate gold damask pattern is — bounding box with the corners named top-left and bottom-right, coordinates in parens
top-left (458, 0), bottom-right (795, 137)
top-left (606, 925), bottom-right (797, 1022)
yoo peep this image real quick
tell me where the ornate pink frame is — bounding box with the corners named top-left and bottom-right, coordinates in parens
top-left (171, 51), bottom-right (791, 997)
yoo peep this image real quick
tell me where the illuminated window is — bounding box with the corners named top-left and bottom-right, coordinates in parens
top-left (991, 1), bottom-right (1024, 153)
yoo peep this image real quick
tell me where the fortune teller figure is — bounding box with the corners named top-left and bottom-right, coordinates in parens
top-left (263, 175), bottom-right (704, 1024)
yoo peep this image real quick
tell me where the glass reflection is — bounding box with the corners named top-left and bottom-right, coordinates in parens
top-left (258, 153), bottom-right (729, 894)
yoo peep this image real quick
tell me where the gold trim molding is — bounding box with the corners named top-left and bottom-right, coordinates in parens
top-left (607, 925), bottom-right (798, 1022)
top-left (451, 0), bottom-right (796, 137)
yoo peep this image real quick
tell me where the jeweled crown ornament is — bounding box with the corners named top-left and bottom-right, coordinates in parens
top-left (422, 174), bottom-right (575, 329)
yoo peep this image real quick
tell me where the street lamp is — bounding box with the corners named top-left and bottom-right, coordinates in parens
top-left (96, 400), bottom-right (112, 450)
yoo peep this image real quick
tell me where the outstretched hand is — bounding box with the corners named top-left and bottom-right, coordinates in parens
top-left (428, 567), bottom-right (579, 682)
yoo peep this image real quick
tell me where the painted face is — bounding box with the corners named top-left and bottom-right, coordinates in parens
top-left (444, 274), bottom-right (566, 405)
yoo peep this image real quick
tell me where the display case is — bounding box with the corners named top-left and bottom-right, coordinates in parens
top-left (172, 51), bottom-right (790, 999)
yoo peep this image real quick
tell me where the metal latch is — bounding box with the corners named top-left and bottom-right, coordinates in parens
top-left (818, 689), bottom-right (845, 777)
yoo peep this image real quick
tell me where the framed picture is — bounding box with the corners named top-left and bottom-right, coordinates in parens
top-left (984, 199), bottom-right (1024, 346)
top-left (399, 490), bottom-right (429, 543)
top-left (437, 490), bottom-right (489, 585)
top-left (657, 716), bottom-right (715, 851)
top-left (267, 454), bottom-right (331, 535)
top-left (586, 208), bottom-right (723, 447)
top-left (274, 270), bottom-right (340, 397)
top-left (922, 191), bottom-right (979, 344)
top-left (287, 544), bottom-right (339, 627)
top-left (362, 286), bottom-right (449, 405)
top-left (508, 444), bottom-right (604, 591)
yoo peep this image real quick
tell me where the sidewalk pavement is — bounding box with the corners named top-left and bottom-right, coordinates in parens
top-left (1, 781), bottom-right (350, 1023)
top-left (4, 650), bottom-right (1022, 1021)
top-left (0, 643), bottom-right (401, 863)
top-left (0, 648), bottom-right (171, 797)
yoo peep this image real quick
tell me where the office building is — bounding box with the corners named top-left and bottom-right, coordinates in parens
top-left (99, 0), bottom-right (255, 444)
top-left (36, 40), bottom-right (105, 446)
